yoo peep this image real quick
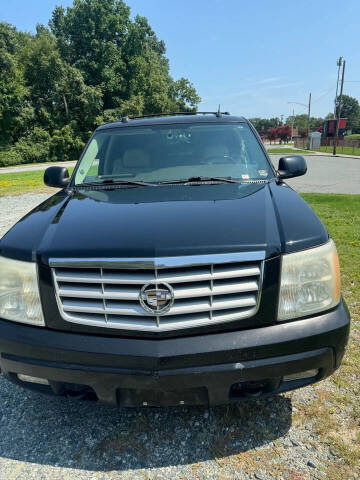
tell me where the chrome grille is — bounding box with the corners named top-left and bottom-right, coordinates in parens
top-left (50, 252), bottom-right (264, 332)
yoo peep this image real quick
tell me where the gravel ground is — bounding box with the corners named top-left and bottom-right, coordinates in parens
top-left (0, 381), bottom-right (338, 480)
top-left (0, 193), bottom-right (51, 238)
top-left (0, 193), bottom-right (357, 480)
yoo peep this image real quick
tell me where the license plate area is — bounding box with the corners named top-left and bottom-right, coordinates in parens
top-left (116, 386), bottom-right (208, 407)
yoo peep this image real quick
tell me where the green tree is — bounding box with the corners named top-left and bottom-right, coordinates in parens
top-left (309, 117), bottom-right (324, 132)
top-left (249, 117), bottom-right (281, 133)
top-left (335, 94), bottom-right (360, 133)
top-left (20, 27), bottom-right (102, 134)
top-left (13, 126), bottom-right (51, 164)
top-left (50, 123), bottom-right (86, 161)
top-left (0, 23), bottom-right (32, 146)
top-left (285, 114), bottom-right (324, 133)
top-left (49, 0), bottom-right (200, 113)
top-left (50, 0), bottom-right (129, 110)
top-left (168, 78), bottom-right (201, 112)
top-left (1, 0), bottom-right (200, 166)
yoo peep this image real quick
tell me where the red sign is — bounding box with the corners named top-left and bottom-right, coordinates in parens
top-left (339, 119), bottom-right (347, 129)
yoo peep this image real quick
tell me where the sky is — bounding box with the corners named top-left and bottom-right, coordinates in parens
top-left (1, 0), bottom-right (360, 120)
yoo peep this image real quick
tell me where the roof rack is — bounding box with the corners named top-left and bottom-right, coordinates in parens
top-left (128, 111), bottom-right (230, 120)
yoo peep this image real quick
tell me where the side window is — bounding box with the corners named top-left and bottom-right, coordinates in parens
top-left (75, 134), bottom-right (108, 183)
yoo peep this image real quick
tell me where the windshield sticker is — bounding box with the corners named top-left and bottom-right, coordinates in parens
top-left (166, 129), bottom-right (192, 144)
top-left (258, 170), bottom-right (268, 177)
top-left (241, 174), bottom-right (250, 180)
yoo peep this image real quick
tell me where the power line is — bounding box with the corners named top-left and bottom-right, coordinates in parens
top-left (312, 86), bottom-right (335, 104)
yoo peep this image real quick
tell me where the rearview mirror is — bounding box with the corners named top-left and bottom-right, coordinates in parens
top-left (277, 155), bottom-right (307, 179)
top-left (44, 166), bottom-right (70, 188)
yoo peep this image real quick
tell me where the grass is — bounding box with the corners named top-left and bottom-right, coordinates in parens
top-left (298, 193), bottom-right (360, 478)
top-left (267, 148), bottom-right (312, 154)
top-left (301, 194), bottom-right (360, 323)
top-left (315, 145), bottom-right (360, 156)
top-left (0, 167), bottom-right (74, 196)
top-left (344, 134), bottom-right (360, 140)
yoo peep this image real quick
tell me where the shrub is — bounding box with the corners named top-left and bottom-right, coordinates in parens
top-left (0, 149), bottom-right (23, 167)
top-left (49, 124), bottom-right (85, 162)
top-left (0, 125), bottom-right (86, 166)
top-left (277, 125), bottom-right (291, 143)
top-left (267, 128), bottom-right (278, 143)
top-left (12, 127), bottom-right (51, 164)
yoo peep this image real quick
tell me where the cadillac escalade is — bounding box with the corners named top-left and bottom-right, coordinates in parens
top-left (0, 112), bottom-right (350, 406)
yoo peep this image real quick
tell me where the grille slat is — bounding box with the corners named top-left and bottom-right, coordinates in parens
top-left (58, 280), bottom-right (259, 301)
top-left (54, 265), bottom-right (261, 285)
top-left (61, 294), bottom-right (256, 316)
top-left (52, 253), bottom-right (264, 332)
top-left (174, 280), bottom-right (258, 298)
top-left (58, 285), bottom-right (139, 300)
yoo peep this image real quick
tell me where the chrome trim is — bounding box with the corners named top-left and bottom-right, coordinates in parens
top-left (53, 308), bottom-right (261, 332)
top-left (51, 251), bottom-right (265, 332)
top-left (48, 251), bottom-right (265, 269)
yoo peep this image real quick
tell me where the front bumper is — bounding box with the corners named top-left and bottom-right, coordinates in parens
top-left (0, 301), bottom-right (350, 407)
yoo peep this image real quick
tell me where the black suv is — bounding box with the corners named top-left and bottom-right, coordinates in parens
top-left (0, 113), bottom-right (350, 407)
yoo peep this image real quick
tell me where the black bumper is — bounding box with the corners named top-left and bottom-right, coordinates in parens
top-left (0, 301), bottom-right (350, 407)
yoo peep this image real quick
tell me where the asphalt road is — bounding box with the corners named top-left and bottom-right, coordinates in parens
top-left (0, 161), bottom-right (77, 174)
top-left (269, 154), bottom-right (360, 194)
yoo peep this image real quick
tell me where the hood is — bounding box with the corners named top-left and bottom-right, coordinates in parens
top-left (0, 182), bottom-right (328, 263)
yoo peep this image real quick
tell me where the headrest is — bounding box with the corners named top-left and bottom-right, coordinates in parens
top-left (123, 149), bottom-right (150, 168)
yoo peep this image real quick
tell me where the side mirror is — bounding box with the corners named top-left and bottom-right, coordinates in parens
top-left (277, 155), bottom-right (307, 179)
top-left (44, 166), bottom-right (70, 188)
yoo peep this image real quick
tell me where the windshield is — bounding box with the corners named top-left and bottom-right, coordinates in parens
top-left (74, 123), bottom-right (273, 185)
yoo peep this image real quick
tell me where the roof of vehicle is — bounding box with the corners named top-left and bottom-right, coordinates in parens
top-left (96, 113), bottom-right (248, 130)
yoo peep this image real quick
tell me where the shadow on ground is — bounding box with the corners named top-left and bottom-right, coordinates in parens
top-left (0, 378), bottom-right (292, 471)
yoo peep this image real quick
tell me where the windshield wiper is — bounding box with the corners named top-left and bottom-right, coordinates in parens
top-left (77, 179), bottom-right (156, 187)
top-left (159, 176), bottom-right (240, 185)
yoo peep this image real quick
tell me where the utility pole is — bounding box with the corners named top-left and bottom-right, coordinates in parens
top-left (287, 99), bottom-right (309, 146)
top-left (307, 93), bottom-right (311, 149)
top-left (333, 59), bottom-right (346, 156)
top-left (334, 57), bottom-right (343, 119)
top-left (291, 108), bottom-right (295, 142)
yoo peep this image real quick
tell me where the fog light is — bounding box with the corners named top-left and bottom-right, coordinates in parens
top-left (17, 374), bottom-right (49, 385)
top-left (283, 369), bottom-right (318, 381)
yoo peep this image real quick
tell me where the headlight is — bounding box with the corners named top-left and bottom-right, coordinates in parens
top-left (0, 257), bottom-right (44, 326)
top-left (278, 239), bottom-right (340, 321)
